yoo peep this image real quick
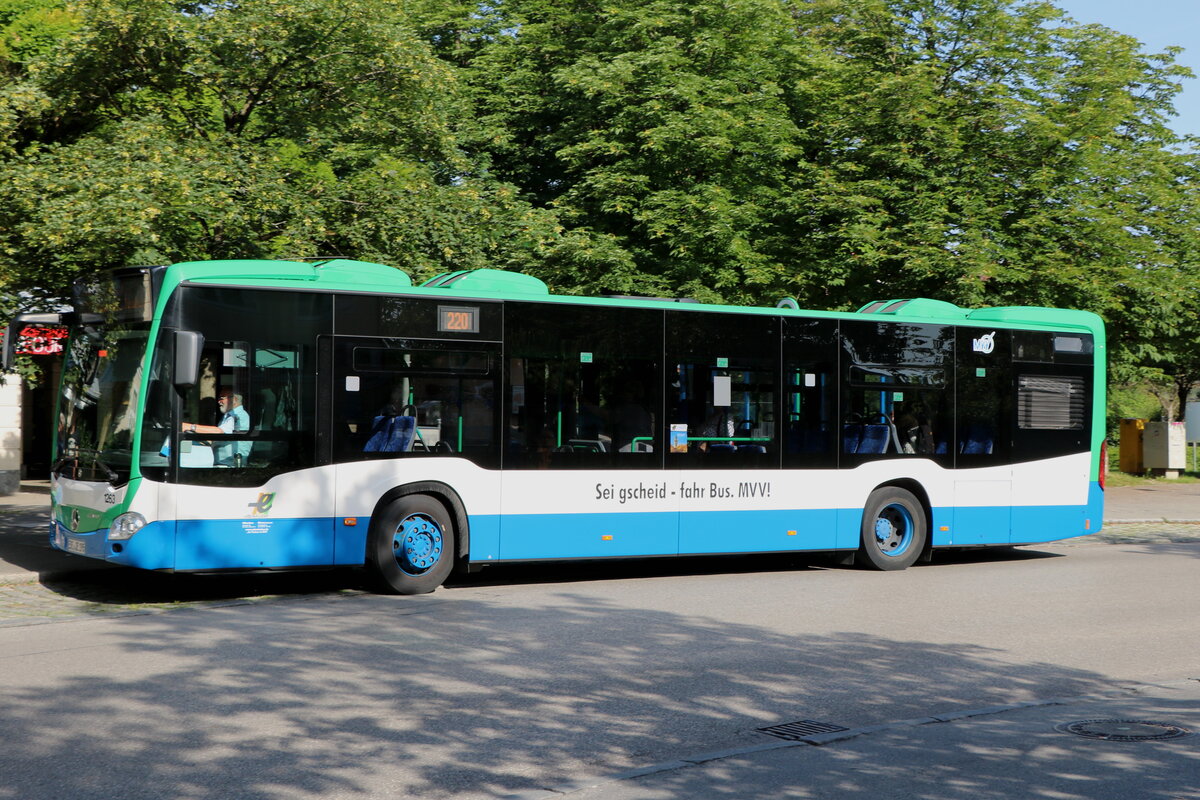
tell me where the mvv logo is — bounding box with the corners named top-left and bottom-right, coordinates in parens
top-left (972, 331), bottom-right (996, 354)
top-left (247, 492), bottom-right (276, 516)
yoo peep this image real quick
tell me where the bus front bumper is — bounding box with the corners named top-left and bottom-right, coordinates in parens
top-left (51, 519), bottom-right (175, 570)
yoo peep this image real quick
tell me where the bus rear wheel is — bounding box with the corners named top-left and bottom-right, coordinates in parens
top-left (368, 494), bottom-right (455, 594)
top-left (856, 487), bottom-right (926, 571)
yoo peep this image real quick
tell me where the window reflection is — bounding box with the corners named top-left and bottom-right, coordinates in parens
top-left (505, 304), bottom-right (661, 470)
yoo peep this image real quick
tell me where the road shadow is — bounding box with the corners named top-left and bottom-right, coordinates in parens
top-left (19, 544), bottom-right (1058, 605)
top-left (0, 587), bottom-right (1142, 799)
top-left (36, 566), bottom-right (372, 605)
top-left (922, 546), bottom-right (1065, 567)
top-left (1095, 540), bottom-right (1200, 561)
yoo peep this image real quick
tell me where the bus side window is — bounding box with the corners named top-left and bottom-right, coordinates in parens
top-left (958, 327), bottom-right (1012, 464)
top-left (505, 303), bottom-right (662, 470)
top-left (336, 345), bottom-right (498, 464)
top-left (840, 321), bottom-right (954, 464)
top-left (782, 317), bottom-right (838, 469)
top-left (666, 311), bottom-right (778, 468)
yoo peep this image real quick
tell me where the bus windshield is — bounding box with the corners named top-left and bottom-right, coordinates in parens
top-left (55, 320), bottom-right (151, 485)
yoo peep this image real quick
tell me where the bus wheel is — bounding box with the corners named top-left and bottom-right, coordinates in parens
top-left (369, 495), bottom-right (455, 594)
top-left (856, 487), bottom-right (926, 571)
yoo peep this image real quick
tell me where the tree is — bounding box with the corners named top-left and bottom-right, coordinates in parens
top-left (0, 0), bottom-right (76, 76)
top-left (0, 0), bottom-right (562, 309)
top-left (1123, 150), bottom-right (1200, 420)
top-left (461, 0), bottom-right (823, 300)
top-left (1, 0), bottom-right (1196, 397)
top-left (455, 0), bottom-right (1197, 366)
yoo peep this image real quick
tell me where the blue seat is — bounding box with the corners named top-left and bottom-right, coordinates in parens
top-left (859, 424), bottom-right (890, 454)
top-left (737, 444), bottom-right (767, 454)
top-left (842, 424), bottom-right (862, 454)
top-left (364, 415), bottom-right (417, 453)
top-left (959, 424), bottom-right (994, 455)
top-left (707, 443), bottom-right (736, 453)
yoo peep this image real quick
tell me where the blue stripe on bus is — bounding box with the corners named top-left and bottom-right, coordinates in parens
top-left (112, 520), bottom-right (177, 568)
top-left (495, 507), bottom-right (869, 560)
top-left (1011, 485), bottom-right (1104, 543)
top-left (174, 518), bottom-right (336, 570)
top-left (678, 508), bottom-right (847, 554)
top-left (945, 505), bottom-right (1012, 546)
top-left (497, 511), bottom-right (677, 560)
top-left (334, 521), bottom-right (368, 565)
top-left (932, 482), bottom-right (1104, 546)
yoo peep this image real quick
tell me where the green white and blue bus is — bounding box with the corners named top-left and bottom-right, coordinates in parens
top-left (4, 259), bottom-right (1106, 593)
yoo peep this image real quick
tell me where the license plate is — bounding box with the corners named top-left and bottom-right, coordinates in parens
top-left (66, 538), bottom-right (87, 555)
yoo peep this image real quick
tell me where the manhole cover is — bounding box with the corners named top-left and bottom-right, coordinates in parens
top-left (757, 720), bottom-right (850, 741)
top-left (1057, 719), bottom-right (1192, 742)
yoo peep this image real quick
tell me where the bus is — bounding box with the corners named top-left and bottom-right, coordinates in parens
top-left (4, 259), bottom-right (1106, 594)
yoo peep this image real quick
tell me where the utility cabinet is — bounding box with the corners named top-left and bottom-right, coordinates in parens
top-left (1143, 421), bottom-right (1186, 478)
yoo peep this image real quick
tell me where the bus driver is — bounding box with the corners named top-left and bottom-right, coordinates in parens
top-left (182, 390), bottom-right (252, 466)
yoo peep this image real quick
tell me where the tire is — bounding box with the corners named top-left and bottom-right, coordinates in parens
top-left (368, 494), bottom-right (455, 594)
top-left (856, 486), bottom-right (927, 571)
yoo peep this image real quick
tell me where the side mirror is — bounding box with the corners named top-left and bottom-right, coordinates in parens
top-left (2, 312), bottom-right (64, 371)
top-left (173, 330), bottom-right (204, 388)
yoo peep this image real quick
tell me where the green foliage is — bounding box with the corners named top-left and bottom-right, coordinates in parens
top-left (1107, 381), bottom-right (1165, 439)
top-left (0, 0), bottom-right (1197, 417)
top-left (457, 1), bottom-right (1197, 323)
top-left (461, 0), bottom-right (821, 303)
top-left (0, 0), bottom-right (560, 307)
top-left (454, 0), bottom-right (1200, 403)
top-left (0, 0), bottom-right (77, 72)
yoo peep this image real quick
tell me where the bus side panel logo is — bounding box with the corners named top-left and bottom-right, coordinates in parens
top-left (972, 332), bottom-right (996, 354)
top-left (248, 492), bottom-right (276, 516)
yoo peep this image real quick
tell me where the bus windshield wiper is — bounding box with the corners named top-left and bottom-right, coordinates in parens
top-left (50, 455), bottom-right (77, 479)
top-left (52, 450), bottom-right (119, 483)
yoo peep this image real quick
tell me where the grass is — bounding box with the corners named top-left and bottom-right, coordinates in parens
top-left (1106, 442), bottom-right (1200, 487)
top-left (1105, 470), bottom-right (1200, 488)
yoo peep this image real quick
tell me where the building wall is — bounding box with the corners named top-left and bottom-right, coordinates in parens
top-left (0, 376), bottom-right (22, 495)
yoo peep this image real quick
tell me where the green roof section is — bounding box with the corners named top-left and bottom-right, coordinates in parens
top-left (856, 298), bottom-right (969, 319)
top-left (156, 259), bottom-right (1105, 337)
top-left (968, 305), bottom-right (1105, 337)
top-left (161, 258), bottom-right (411, 299)
top-left (315, 259), bottom-right (413, 287)
top-left (422, 268), bottom-right (548, 296)
top-left (171, 258), bottom-right (325, 282)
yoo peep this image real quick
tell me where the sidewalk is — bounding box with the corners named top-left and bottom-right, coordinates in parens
top-left (0, 481), bottom-right (119, 585)
top-left (514, 679), bottom-right (1200, 800)
top-left (1103, 481), bottom-right (1200, 522)
top-left (1, 481), bottom-right (1197, 586)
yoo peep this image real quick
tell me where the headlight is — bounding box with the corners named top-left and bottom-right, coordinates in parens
top-left (109, 512), bottom-right (147, 541)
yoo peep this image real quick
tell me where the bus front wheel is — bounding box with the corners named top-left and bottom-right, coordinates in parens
top-left (368, 494), bottom-right (455, 594)
top-left (856, 487), bottom-right (926, 571)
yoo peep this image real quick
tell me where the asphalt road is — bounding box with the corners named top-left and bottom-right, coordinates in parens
top-left (2, 537), bottom-right (1198, 799)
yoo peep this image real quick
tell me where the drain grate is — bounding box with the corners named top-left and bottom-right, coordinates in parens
top-left (757, 720), bottom-right (850, 741)
top-left (1057, 719), bottom-right (1193, 742)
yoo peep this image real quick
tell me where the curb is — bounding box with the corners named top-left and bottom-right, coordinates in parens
top-left (0, 571), bottom-right (39, 586)
top-left (1103, 519), bottom-right (1200, 525)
